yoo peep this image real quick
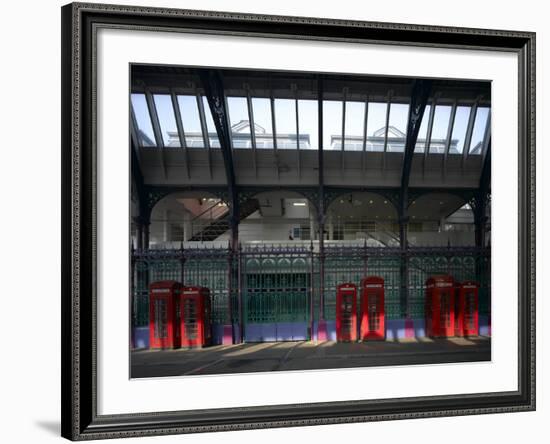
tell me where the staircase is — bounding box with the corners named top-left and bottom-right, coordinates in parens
top-left (188, 198), bottom-right (260, 241)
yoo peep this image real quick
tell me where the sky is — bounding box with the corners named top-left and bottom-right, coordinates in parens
top-left (131, 92), bottom-right (489, 154)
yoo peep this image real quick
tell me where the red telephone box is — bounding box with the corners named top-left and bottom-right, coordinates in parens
top-left (360, 276), bottom-right (385, 340)
top-left (425, 275), bottom-right (455, 337)
top-left (176, 286), bottom-right (212, 348)
top-left (455, 281), bottom-right (479, 337)
top-left (336, 283), bottom-right (357, 342)
top-left (149, 280), bottom-right (181, 349)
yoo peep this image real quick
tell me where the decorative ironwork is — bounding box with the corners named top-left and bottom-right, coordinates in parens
top-left (132, 245), bottom-right (490, 332)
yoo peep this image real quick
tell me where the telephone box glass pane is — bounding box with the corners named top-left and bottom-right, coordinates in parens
top-left (154, 299), bottom-right (167, 339)
top-left (341, 293), bottom-right (353, 335)
top-left (368, 294), bottom-right (380, 331)
top-left (440, 292), bottom-right (451, 328)
top-left (465, 291), bottom-right (476, 330)
top-left (183, 299), bottom-right (198, 339)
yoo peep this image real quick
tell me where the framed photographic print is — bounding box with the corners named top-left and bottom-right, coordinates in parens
top-left (61, 2), bottom-right (535, 440)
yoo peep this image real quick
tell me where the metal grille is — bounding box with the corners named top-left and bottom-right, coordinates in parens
top-left (132, 246), bottom-right (490, 330)
top-left (242, 247), bottom-right (311, 324)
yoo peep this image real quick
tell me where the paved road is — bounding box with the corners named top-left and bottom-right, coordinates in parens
top-left (131, 337), bottom-right (491, 378)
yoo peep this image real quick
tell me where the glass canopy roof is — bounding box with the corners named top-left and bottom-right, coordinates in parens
top-left (130, 80), bottom-right (490, 157)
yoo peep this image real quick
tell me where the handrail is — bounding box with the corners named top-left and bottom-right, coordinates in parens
top-left (191, 200), bottom-right (228, 223)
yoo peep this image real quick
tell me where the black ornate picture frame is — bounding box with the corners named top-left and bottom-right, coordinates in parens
top-left (61, 2), bottom-right (535, 440)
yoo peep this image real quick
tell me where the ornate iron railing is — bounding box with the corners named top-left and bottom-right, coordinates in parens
top-left (131, 245), bottom-right (490, 328)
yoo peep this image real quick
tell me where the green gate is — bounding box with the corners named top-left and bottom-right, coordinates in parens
top-left (242, 251), bottom-right (311, 341)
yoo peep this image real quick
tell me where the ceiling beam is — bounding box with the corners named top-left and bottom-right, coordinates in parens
top-left (195, 91), bottom-right (213, 180)
top-left (270, 94), bottom-right (280, 179)
top-left (443, 100), bottom-right (457, 176)
top-left (170, 90), bottom-right (190, 179)
top-left (198, 69), bottom-right (239, 247)
top-left (245, 84), bottom-right (258, 178)
top-left (422, 96), bottom-right (437, 177)
top-left (145, 91), bottom-right (166, 179)
top-left (399, 79), bottom-right (432, 227)
top-left (361, 98), bottom-right (369, 173)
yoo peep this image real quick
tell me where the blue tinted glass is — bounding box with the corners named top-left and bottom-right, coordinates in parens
top-left (153, 94), bottom-right (179, 147)
top-left (131, 93), bottom-right (156, 147)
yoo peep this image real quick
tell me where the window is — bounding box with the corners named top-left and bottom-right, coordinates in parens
top-left (227, 96), bottom-right (251, 149)
top-left (298, 99), bottom-right (318, 150)
top-left (469, 107), bottom-right (490, 155)
top-left (343, 101), bottom-right (365, 151)
top-left (449, 106), bottom-right (471, 154)
top-left (429, 105), bottom-right (452, 154)
top-left (414, 104), bottom-right (431, 153)
top-left (274, 99), bottom-right (297, 149)
top-left (130, 93), bottom-right (156, 147)
top-left (251, 98), bottom-right (274, 149)
top-left (177, 95), bottom-right (204, 148)
top-left (323, 100), bottom-right (343, 150)
top-left (365, 102), bottom-right (387, 152)
top-left (153, 94), bottom-right (179, 147)
top-left (387, 103), bottom-right (409, 152)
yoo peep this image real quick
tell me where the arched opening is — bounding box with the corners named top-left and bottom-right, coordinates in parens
top-left (237, 190), bottom-right (317, 245)
top-left (408, 192), bottom-right (475, 247)
top-left (325, 192), bottom-right (398, 246)
top-left (148, 191), bottom-right (229, 247)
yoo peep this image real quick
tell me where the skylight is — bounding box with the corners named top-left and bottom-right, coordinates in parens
top-left (130, 93), bottom-right (156, 147)
top-left (469, 107), bottom-right (490, 155)
top-left (227, 96), bottom-right (251, 149)
top-left (176, 95), bottom-right (204, 148)
top-left (449, 106), bottom-right (471, 154)
top-left (365, 102), bottom-right (387, 152)
top-left (429, 105), bottom-right (452, 154)
top-left (153, 94), bottom-right (179, 147)
top-left (343, 101), bottom-right (365, 151)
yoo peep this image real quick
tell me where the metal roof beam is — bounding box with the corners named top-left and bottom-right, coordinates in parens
top-left (170, 90), bottom-right (190, 179)
top-left (198, 69), bottom-right (239, 248)
top-left (245, 83), bottom-right (258, 178)
top-left (461, 98), bottom-right (479, 168)
top-left (145, 90), bottom-right (166, 179)
top-left (443, 101), bottom-right (458, 174)
top-left (399, 79), bottom-right (432, 220)
top-left (270, 94), bottom-right (280, 179)
top-left (361, 98), bottom-right (369, 173)
top-left (195, 90), bottom-right (212, 180)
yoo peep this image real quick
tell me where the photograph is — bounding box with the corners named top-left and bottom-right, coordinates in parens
top-left (129, 65), bottom-right (492, 378)
top-left (58, 2), bottom-right (536, 439)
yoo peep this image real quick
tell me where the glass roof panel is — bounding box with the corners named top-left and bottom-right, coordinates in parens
top-left (251, 98), bottom-right (274, 149)
top-left (343, 101), bottom-right (365, 151)
top-left (201, 96), bottom-right (220, 148)
top-left (130, 93), bottom-right (156, 147)
top-left (274, 99), bottom-right (297, 149)
top-left (365, 102), bottom-right (387, 152)
top-left (429, 105), bottom-right (452, 154)
top-left (449, 106), bottom-right (471, 154)
top-left (298, 99), bottom-right (318, 150)
top-left (153, 94), bottom-right (180, 147)
top-left (323, 100), bottom-right (343, 150)
top-left (469, 107), bottom-right (490, 155)
top-left (414, 104), bottom-right (431, 153)
top-left (227, 96), bottom-right (251, 149)
top-left (387, 103), bottom-right (409, 153)
top-left (176, 95), bottom-right (204, 148)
